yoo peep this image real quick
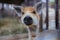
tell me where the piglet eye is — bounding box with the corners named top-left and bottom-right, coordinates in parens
top-left (22, 12), bottom-right (24, 15)
top-left (32, 11), bottom-right (36, 14)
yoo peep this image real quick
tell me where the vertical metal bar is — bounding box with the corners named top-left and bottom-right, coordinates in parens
top-left (39, 0), bottom-right (43, 32)
top-left (46, 0), bottom-right (49, 30)
top-left (55, 0), bottom-right (59, 29)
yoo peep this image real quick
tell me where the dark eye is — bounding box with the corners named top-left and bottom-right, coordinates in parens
top-left (22, 12), bottom-right (24, 15)
top-left (32, 11), bottom-right (36, 14)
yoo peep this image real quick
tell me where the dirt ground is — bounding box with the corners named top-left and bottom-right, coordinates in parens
top-left (0, 30), bottom-right (60, 40)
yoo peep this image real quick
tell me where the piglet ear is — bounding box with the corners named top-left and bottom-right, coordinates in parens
top-left (13, 6), bottom-right (23, 17)
top-left (14, 7), bottom-right (21, 13)
top-left (34, 2), bottom-right (43, 14)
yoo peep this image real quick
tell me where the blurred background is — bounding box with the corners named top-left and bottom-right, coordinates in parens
top-left (0, 0), bottom-right (60, 40)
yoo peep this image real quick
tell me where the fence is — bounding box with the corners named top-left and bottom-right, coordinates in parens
top-left (40, 0), bottom-right (59, 32)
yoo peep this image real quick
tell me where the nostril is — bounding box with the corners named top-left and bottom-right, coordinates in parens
top-left (23, 16), bottom-right (33, 25)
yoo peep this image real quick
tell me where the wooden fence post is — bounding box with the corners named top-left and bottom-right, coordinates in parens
top-left (40, 13), bottom-right (43, 32)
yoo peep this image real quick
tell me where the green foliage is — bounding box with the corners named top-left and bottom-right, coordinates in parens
top-left (50, 0), bottom-right (60, 5)
top-left (50, 1), bottom-right (55, 5)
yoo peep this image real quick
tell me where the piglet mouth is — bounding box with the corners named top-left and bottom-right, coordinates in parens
top-left (23, 16), bottom-right (33, 25)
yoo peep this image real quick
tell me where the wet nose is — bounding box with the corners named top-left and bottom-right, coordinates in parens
top-left (23, 16), bottom-right (33, 25)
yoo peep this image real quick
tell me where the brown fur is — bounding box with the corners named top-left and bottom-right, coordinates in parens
top-left (22, 7), bottom-right (40, 21)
